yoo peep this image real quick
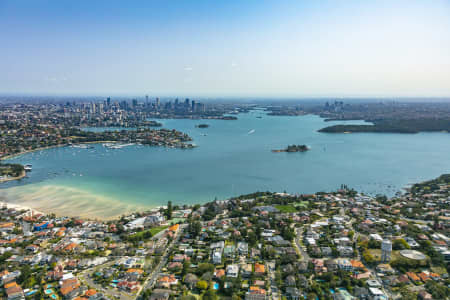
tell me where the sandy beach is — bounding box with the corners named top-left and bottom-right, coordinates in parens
top-left (0, 170), bottom-right (26, 183)
top-left (0, 183), bottom-right (153, 220)
top-left (0, 199), bottom-right (44, 216)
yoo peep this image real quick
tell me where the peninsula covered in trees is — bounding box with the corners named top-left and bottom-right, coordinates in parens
top-left (319, 119), bottom-right (450, 134)
top-left (0, 162), bottom-right (25, 181)
top-left (265, 101), bottom-right (450, 134)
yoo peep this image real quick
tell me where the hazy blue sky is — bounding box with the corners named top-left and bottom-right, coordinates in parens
top-left (1, 0), bottom-right (450, 97)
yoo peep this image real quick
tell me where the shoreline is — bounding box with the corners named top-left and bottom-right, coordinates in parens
top-left (1, 144), bottom-right (69, 161)
top-left (0, 170), bottom-right (26, 183)
top-left (0, 183), bottom-right (160, 221)
top-left (0, 142), bottom-right (120, 184)
top-left (0, 141), bottom-right (122, 161)
top-left (0, 199), bottom-right (44, 216)
top-left (0, 172), bottom-right (440, 221)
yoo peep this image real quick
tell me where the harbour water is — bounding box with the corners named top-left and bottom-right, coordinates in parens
top-left (1, 110), bottom-right (449, 219)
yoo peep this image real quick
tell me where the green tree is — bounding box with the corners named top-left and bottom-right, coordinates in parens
top-left (202, 290), bottom-right (218, 300)
top-left (166, 201), bottom-right (173, 220)
top-left (393, 238), bottom-right (410, 250)
top-left (307, 293), bottom-right (318, 300)
top-left (18, 265), bottom-right (32, 284)
top-left (362, 250), bottom-right (376, 265)
top-left (196, 263), bottom-right (215, 276)
top-left (189, 220), bottom-right (202, 237)
top-left (196, 280), bottom-right (208, 290)
top-left (425, 281), bottom-right (450, 299)
top-left (348, 231), bottom-right (355, 240)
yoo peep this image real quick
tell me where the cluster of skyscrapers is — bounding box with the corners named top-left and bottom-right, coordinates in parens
top-left (62, 96), bottom-right (206, 117)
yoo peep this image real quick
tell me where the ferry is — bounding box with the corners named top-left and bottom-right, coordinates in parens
top-left (24, 164), bottom-right (32, 172)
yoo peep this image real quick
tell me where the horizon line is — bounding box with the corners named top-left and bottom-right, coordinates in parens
top-left (1, 92), bottom-right (450, 101)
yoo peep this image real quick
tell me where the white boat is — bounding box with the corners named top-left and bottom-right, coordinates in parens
top-left (106, 143), bottom-right (135, 149)
top-left (248, 129), bottom-right (255, 134)
top-left (71, 144), bottom-right (93, 149)
top-left (24, 164), bottom-right (32, 172)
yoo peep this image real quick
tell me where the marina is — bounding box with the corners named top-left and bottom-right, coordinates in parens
top-left (1, 111), bottom-right (449, 218)
top-left (103, 143), bottom-right (135, 149)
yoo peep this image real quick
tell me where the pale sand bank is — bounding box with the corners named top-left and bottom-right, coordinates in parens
top-left (0, 200), bottom-right (44, 216)
top-left (0, 170), bottom-right (26, 183)
top-left (0, 184), bottom-right (152, 220)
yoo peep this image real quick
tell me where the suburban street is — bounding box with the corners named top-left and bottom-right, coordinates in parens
top-left (294, 227), bottom-right (310, 262)
top-left (266, 261), bottom-right (279, 300)
top-left (78, 259), bottom-right (133, 300)
top-left (137, 224), bottom-right (186, 298)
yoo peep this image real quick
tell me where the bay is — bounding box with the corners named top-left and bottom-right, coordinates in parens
top-left (1, 110), bottom-right (449, 219)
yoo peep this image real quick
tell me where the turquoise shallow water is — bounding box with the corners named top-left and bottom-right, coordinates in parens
top-left (1, 110), bottom-right (449, 218)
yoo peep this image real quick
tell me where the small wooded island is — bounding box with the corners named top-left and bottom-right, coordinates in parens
top-left (272, 144), bottom-right (309, 153)
top-left (195, 124), bottom-right (209, 128)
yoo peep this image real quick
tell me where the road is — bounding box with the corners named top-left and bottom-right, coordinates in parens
top-left (137, 224), bottom-right (186, 298)
top-left (401, 217), bottom-right (433, 225)
top-left (266, 261), bottom-right (279, 300)
top-left (294, 227), bottom-right (310, 262)
top-left (77, 225), bottom-right (181, 300)
top-left (365, 265), bottom-right (394, 300)
top-left (78, 259), bottom-right (133, 300)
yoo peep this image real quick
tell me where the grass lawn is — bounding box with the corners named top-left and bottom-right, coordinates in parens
top-left (169, 218), bottom-right (185, 225)
top-left (149, 225), bottom-right (169, 236)
top-left (128, 225), bottom-right (169, 240)
top-left (294, 201), bottom-right (309, 208)
top-left (431, 266), bottom-right (447, 275)
top-left (275, 204), bottom-right (297, 213)
top-left (368, 249), bottom-right (406, 262)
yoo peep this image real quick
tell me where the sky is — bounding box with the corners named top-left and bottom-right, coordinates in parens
top-left (1, 0), bottom-right (450, 98)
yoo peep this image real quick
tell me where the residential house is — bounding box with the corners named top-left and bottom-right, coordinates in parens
top-left (226, 264), bottom-right (239, 278)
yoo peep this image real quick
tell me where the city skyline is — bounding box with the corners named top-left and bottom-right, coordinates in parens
top-left (1, 0), bottom-right (450, 97)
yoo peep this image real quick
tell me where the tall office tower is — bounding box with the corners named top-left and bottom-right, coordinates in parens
top-left (191, 100), bottom-right (196, 112)
top-left (90, 103), bottom-right (96, 114)
top-left (156, 98), bottom-right (160, 109)
top-left (145, 95), bottom-right (149, 105)
top-left (381, 240), bottom-right (392, 262)
top-left (107, 97), bottom-right (111, 107)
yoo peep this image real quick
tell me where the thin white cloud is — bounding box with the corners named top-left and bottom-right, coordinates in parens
top-left (44, 76), bottom-right (68, 83)
top-left (184, 67), bottom-right (193, 71)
